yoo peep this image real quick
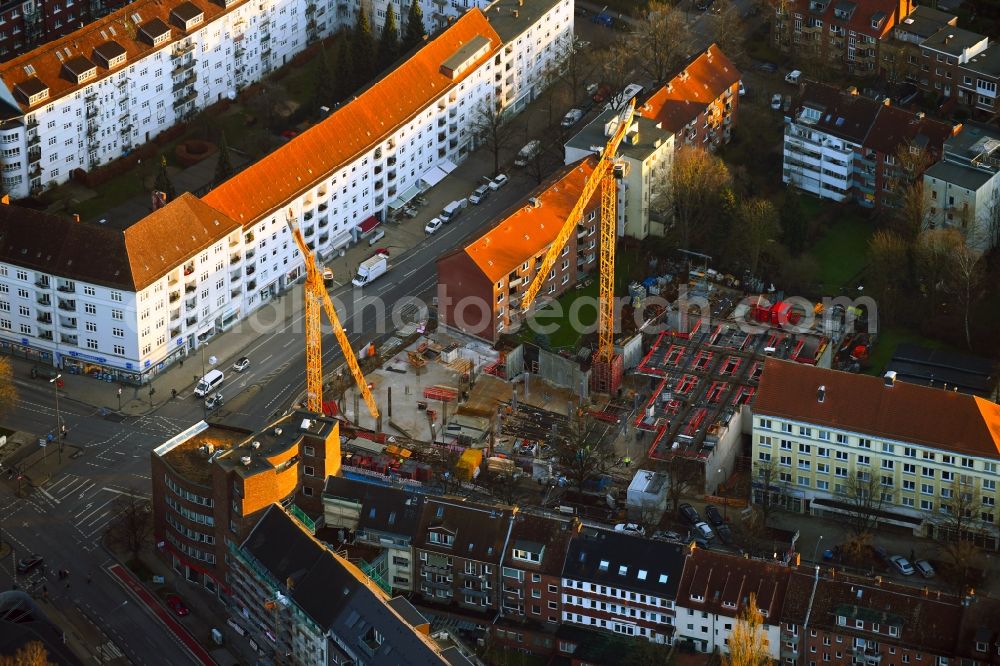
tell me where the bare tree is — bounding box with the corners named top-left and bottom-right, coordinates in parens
top-left (551, 416), bottom-right (618, 493)
top-left (599, 39), bottom-right (638, 110)
top-left (480, 469), bottom-right (522, 505)
top-left (0, 642), bottom-right (53, 666)
top-left (736, 197), bottom-right (781, 276)
top-left (888, 142), bottom-right (934, 240)
top-left (751, 457), bottom-right (786, 525)
top-left (553, 36), bottom-right (600, 108)
top-left (733, 505), bottom-right (769, 557)
top-left (656, 145), bottom-right (733, 251)
top-left (634, 2), bottom-right (691, 83)
top-left (104, 489), bottom-right (152, 561)
top-left (837, 470), bottom-right (895, 538)
top-left (471, 99), bottom-right (515, 178)
top-left (665, 456), bottom-right (703, 515)
top-left (725, 593), bottom-right (770, 666)
top-left (0, 357), bottom-right (17, 418)
top-left (930, 478), bottom-right (990, 594)
top-left (867, 230), bottom-right (911, 324)
top-left (711, 4), bottom-right (747, 65)
top-left (432, 446), bottom-right (466, 496)
top-left (948, 242), bottom-right (984, 350)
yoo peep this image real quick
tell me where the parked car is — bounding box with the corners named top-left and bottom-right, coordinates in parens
top-left (784, 69), bottom-right (803, 84)
top-left (614, 523), bottom-right (645, 536)
top-left (232, 357), bottom-right (250, 373)
top-left (424, 218), bottom-right (443, 234)
top-left (489, 174), bottom-right (509, 190)
top-left (694, 521), bottom-right (716, 541)
top-left (716, 524), bottom-right (735, 546)
top-left (705, 505), bottom-right (724, 527)
top-left (914, 559), bottom-right (935, 578)
top-left (692, 534), bottom-right (712, 549)
top-left (770, 93), bottom-right (782, 110)
top-left (872, 545), bottom-right (891, 564)
top-left (165, 595), bottom-right (190, 617)
top-left (757, 62), bottom-right (778, 73)
top-left (561, 108), bottom-right (584, 128)
top-left (205, 393), bottom-right (224, 411)
top-left (16, 555), bottom-right (43, 574)
top-left (592, 84), bottom-right (612, 103)
top-left (738, 80), bottom-right (746, 97)
top-left (889, 555), bottom-right (915, 575)
top-left (469, 184), bottom-right (490, 205)
top-left (679, 503), bottom-right (701, 525)
top-left (652, 530), bottom-right (683, 542)
top-left (322, 267), bottom-right (335, 283)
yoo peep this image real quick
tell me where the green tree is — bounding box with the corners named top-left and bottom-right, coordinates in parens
top-left (402, 0), bottom-right (426, 52)
top-left (153, 155), bottom-right (176, 201)
top-left (332, 35), bottom-right (353, 102)
top-left (212, 132), bottom-right (234, 187)
top-left (311, 45), bottom-right (336, 112)
top-left (377, 6), bottom-right (400, 73)
top-left (737, 197), bottom-right (781, 276)
top-left (780, 190), bottom-right (806, 255)
top-left (352, 8), bottom-right (376, 89)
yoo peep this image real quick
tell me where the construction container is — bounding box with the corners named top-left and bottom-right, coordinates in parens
top-left (486, 456), bottom-right (516, 476)
top-left (455, 448), bottom-right (483, 482)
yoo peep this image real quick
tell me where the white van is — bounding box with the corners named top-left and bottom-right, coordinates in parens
top-left (514, 140), bottom-right (541, 167)
top-left (615, 83), bottom-right (645, 109)
top-left (194, 369), bottom-right (225, 397)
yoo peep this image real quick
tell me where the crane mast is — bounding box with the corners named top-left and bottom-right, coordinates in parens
top-left (286, 212), bottom-right (380, 421)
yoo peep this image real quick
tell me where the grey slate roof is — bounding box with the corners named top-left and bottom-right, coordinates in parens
top-left (562, 528), bottom-right (688, 598)
top-left (922, 26), bottom-right (987, 56)
top-left (566, 108), bottom-right (672, 163)
top-left (241, 506), bottom-right (450, 665)
top-left (924, 160), bottom-right (994, 191)
top-left (322, 475), bottom-right (426, 538)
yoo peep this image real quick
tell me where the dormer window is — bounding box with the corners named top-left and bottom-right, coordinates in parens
top-left (598, 559), bottom-right (609, 572)
top-left (722, 600), bottom-right (737, 609)
top-left (427, 530), bottom-right (454, 547)
top-left (92, 40), bottom-right (126, 69)
top-left (15, 76), bottom-right (48, 106)
top-left (837, 615), bottom-right (847, 626)
top-left (889, 626), bottom-right (899, 637)
top-left (690, 593), bottom-right (704, 602)
top-left (139, 18), bottom-right (171, 46)
top-left (871, 12), bottom-right (886, 29)
top-left (61, 56), bottom-right (97, 84)
top-left (170, 2), bottom-right (204, 31)
top-left (512, 548), bottom-right (541, 564)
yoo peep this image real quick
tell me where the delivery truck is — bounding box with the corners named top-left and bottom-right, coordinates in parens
top-left (352, 252), bottom-right (390, 287)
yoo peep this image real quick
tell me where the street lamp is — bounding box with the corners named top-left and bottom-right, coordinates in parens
top-left (811, 535), bottom-right (825, 563)
top-left (49, 374), bottom-right (63, 463)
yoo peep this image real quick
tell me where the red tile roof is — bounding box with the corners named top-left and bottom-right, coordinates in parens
top-left (639, 44), bottom-right (741, 134)
top-left (203, 10), bottom-right (502, 225)
top-left (676, 549), bottom-right (791, 620)
top-left (755, 358), bottom-right (1000, 460)
top-left (0, 0), bottom-right (240, 112)
top-left (864, 104), bottom-right (957, 159)
top-left (461, 157), bottom-right (598, 283)
top-left (786, 0), bottom-right (911, 40)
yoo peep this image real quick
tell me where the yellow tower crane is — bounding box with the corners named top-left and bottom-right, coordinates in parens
top-left (519, 99), bottom-right (636, 393)
top-left (286, 211), bottom-right (380, 423)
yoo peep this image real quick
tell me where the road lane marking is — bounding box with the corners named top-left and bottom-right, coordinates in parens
top-left (38, 488), bottom-right (60, 504)
top-left (76, 498), bottom-right (114, 523)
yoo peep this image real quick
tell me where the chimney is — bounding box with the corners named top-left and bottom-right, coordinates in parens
top-left (945, 34), bottom-right (953, 44)
top-left (884, 370), bottom-right (897, 387)
top-left (72, 213), bottom-right (80, 223)
top-left (817, 385), bottom-right (826, 403)
top-left (512, 9), bottom-right (518, 17)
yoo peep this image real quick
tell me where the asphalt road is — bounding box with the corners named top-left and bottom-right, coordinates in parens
top-left (0, 161), bottom-right (546, 665)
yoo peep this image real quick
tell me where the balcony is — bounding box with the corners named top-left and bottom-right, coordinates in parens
top-left (173, 91), bottom-right (197, 109)
top-left (231, 288), bottom-right (241, 298)
top-left (247, 279), bottom-right (257, 290)
top-left (60, 334), bottom-right (78, 345)
top-left (184, 284), bottom-right (196, 294)
top-left (57, 299), bottom-right (75, 311)
top-left (183, 263), bottom-right (195, 277)
top-left (186, 316), bottom-right (198, 327)
top-left (29, 164), bottom-right (40, 178)
top-left (172, 41), bottom-right (196, 58)
top-left (27, 132), bottom-right (39, 148)
top-left (170, 308), bottom-right (180, 321)
top-left (59, 316), bottom-right (76, 328)
top-left (85, 91), bottom-right (97, 102)
top-left (170, 326), bottom-right (181, 338)
top-left (318, 233), bottom-right (329, 244)
top-left (185, 299), bottom-right (197, 312)
top-left (26, 118), bottom-right (38, 130)
top-left (230, 253), bottom-right (241, 266)
top-left (245, 249), bottom-right (255, 260)
top-left (246, 265), bottom-right (256, 276)
top-left (36, 313), bottom-right (51, 324)
top-left (38, 329), bottom-right (52, 341)
top-left (28, 149), bottom-right (42, 164)
top-left (36, 294), bottom-right (50, 306)
top-left (85, 106), bottom-right (98, 119)
top-left (172, 74), bottom-right (196, 93)
top-left (171, 59), bottom-right (197, 77)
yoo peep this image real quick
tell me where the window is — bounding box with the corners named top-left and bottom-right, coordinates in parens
top-left (84, 303), bottom-right (96, 315)
top-left (858, 438), bottom-right (871, 449)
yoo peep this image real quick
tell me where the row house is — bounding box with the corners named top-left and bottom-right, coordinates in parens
top-left (773, 0), bottom-right (913, 74)
top-left (918, 27), bottom-right (989, 99)
top-left (561, 528), bottom-right (686, 644)
top-left (0, 0), bottom-right (501, 199)
top-left (751, 358), bottom-right (1000, 547)
top-left (923, 122), bottom-right (1000, 250)
top-left (673, 548), bottom-right (790, 658)
top-left (231, 504), bottom-right (469, 665)
top-left (639, 44), bottom-right (741, 153)
top-left (0, 0), bottom-right (569, 381)
top-left (490, 512), bottom-right (579, 655)
top-left (0, 193), bottom-right (241, 382)
top-left (412, 497), bottom-right (514, 615)
top-left (150, 411), bottom-right (340, 595)
top-left (321, 475), bottom-right (426, 592)
top-left (780, 568), bottom-right (964, 666)
top-left (565, 108), bottom-right (674, 240)
top-left (783, 81), bottom-right (954, 208)
top-left (0, 0), bottom-right (132, 62)
top-left (888, 5), bottom-right (956, 84)
top-left (436, 157), bottom-right (600, 343)
top-left (958, 44), bottom-right (1000, 117)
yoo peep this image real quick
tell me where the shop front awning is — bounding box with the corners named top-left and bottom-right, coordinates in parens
top-left (357, 215), bottom-right (380, 234)
top-left (439, 158), bottom-right (457, 174)
top-left (420, 166), bottom-right (448, 189)
top-left (388, 183), bottom-right (423, 210)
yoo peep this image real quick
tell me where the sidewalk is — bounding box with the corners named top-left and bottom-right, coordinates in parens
top-left (35, 596), bottom-right (130, 664)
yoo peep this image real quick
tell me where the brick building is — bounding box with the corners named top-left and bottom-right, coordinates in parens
top-left (0, 0), bottom-right (131, 62)
top-left (150, 411), bottom-right (339, 595)
top-left (780, 568), bottom-right (964, 666)
top-left (412, 498), bottom-right (514, 614)
top-left (560, 528), bottom-right (686, 644)
top-left (918, 27), bottom-right (989, 99)
top-left (436, 158), bottom-right (599, 343)
top-left (639, 44), bottom-right (741, 152)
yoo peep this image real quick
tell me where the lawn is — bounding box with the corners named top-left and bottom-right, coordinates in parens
top-left (865, 326), bottom-right (950, 376)
top-left (809, 211), bottom-right (872, 293)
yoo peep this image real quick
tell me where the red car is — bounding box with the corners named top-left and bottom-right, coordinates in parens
top-left (592, 84), bottom-right (612, 103)
top-left (165, 595), bottom-right (189, 617)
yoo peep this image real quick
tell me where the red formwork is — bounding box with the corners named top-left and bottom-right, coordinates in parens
top-left (591, 353), bottom-right (624, 394)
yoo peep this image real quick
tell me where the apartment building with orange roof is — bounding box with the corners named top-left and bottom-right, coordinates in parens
top-left (436, 157), bottom-right (599, 343)
top-left (638, 44), bottom-right (741, 153)
top-left (0, 0), bottom-right (571, 382)
top-left (0, 0), bottom-right (502, 199)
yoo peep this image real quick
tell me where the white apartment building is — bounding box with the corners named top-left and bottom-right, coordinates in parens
top-left (564, 108), bottom-right (674, 240)
top-left (0, 193), bottom-right (240, 382)
top-left (0, 0), bottom-right (492, 199)
top-left (0, 0), bottom-right (571, 382)
top-left (923, 122), bottom-right (1000, 250)
top-left (752, 358), bottom-right (1000, 549)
